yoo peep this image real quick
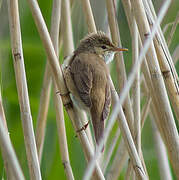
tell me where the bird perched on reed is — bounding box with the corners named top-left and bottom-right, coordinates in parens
top-left (63, 31), bottom-right (128, 148)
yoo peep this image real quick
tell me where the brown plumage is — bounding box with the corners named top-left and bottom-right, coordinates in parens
top-left (63, 31), bottom-right (128, 148)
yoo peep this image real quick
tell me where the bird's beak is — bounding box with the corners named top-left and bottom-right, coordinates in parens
top-left (112, 47), bottom-right (128, 52)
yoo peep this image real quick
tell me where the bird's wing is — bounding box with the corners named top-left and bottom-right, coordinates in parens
top-left (70, 58), bottom-right (92, 107)
top-left (102, 81), bottom-right (111, 121)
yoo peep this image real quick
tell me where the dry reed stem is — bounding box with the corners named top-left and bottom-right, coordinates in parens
top-left (111, 80), bottom-right (147, 179)
top-left (141, 78), bottom-right (172, 180)
top-left (36, 64), bottom-right (51, 161)
top-left (0, 117), bottom-right (25, 180)
top-left (131, 13), bottom-right (144, 179)
top-left (104, 0), bottom-right (172, 178)
top-left (80, 0), bottom-right (97, 33)
top-left (147, 0), bottom-right (179, 86)
top-left (35, 0), bottom-right (61, 163)
top-left (106, 139), bottom-right (128, 180)
top-left (108, 86), bottom-right (150, 180)
top-left (107, 92), bottom-right (151, 180)
top-left (61, 0), bottom-right (74, 54)
top-left (53, 88), bottom-right (75, 180)
top-left (172, 44), bottom-right (179, 64)
top-left (106, 0), bottom-right (134, 135)
top-left (151, 117), bottom-right (172, 180)
top-left (80, 0), bottom-right (147, 179)
top-left (102, 129), bottom-right (120, 172)
top-left (153, 38), bottom-right (179, 120)
top-left (124, 5), bottom-right (140, 177)
top-left (122, 0), bottom-right (149, 132)
top-left (131, 16), bottom-right (141, 155)
top-left (143, 84), bottom-right (173, 180)
top-left (141, 58), bottom-right (174, 180)
top-left (84, 78), bottom-right (147, 179)
top-left (167, 11), bottom-right (179, 46)
top-left (0, 88), bottom-right (16, 179)
top-left (122, 0), bottom-right (173, 176)
top-left (7, 0), bottom-right (41, 179)
top-left (130, 0), bottom-right (179, 178)
top-left (26, 0), bottom-right (104, 179)
top-left (143, 0), bottom-right (179, 121)
top-left (163, 22), bottom-right (173, 34)
top-left (125, 160), bottom-right (133, 180)
top-left (141, 96), bottom-right (151, 128)
top-left (49, 0), bottom-right (74, 179)
top-left (0, 89), bottom-right (8, 130)
top-left (141, 56), bottom-right (164, 134)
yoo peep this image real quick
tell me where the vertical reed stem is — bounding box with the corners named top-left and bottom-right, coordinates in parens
top-left (151, 118), bottom-right (172, 180)
top-left (130, 0), bottom-right (179, 178)
top-left (7, 0), bottom-right (41, 179)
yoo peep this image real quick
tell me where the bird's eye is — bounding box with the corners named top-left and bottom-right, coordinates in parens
top-left (101, 45), bottom-right (107, 49)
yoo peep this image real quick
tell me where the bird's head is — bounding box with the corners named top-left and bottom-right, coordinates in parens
top-left (75, 31), bottom-right (128, 64)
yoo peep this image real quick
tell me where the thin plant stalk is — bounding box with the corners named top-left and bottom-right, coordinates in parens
top-left (0, 117), bottom-right (25, 180)
top-left (35, 0), bottom-right (61, 163)
top-left (36, 64), bottom-right (52, 161)
top-left (132, 17), bottom-right (148, 178)
top-left (141, 96), bottom-right (151, 128)
top-left (106, 0), bottom-right (134, 135)
top-left (53, 86), bottom-right (75, 180)
top-left (80, 0), bottom-right (97, 33)
top-left (130, 13), bottom-right (144, 179)
top-left (131, 16), bottom-right (141, 155)
top-left (125, 160), bottom-right (133, 180)
top-left (7, 0), bottom-right (41, 179)
top-left (35, 0), bottom-right (75, 179)
top-left (102, 129), bottom-right (120, 172)
top-left (163, 22), bottom-right (173, 34)
top-left (106, 139), bottom-right (128, 180)
top-left (130, 0), bottom-right (179, 178)
top-left (143, 0), bottom-right (179, 121)
top-left (167, 11), bottom-right (179, 46)
top-left (25, 0), bottom-right (104, 179)
top-left (153, 37), bottom-right (179, 120)
top-left (107, 89), bottom-right (150, 180)
top-left (172, 45), bottom-right (179, 64)
top-left (141, 60), bottom-right (174, 180)
top-left (0, 89), bottom-right (8, 130)
top-left (151, 117), bottom-right (172, 180)
top-left (50, 0), bottom-right (74, 179)
top-left (0, 88), bottom-right (15, 179)
top-left (61, 0), bottom-right (74, 54)
top-left (106, 92), bottom-right (150, 180)
top-left (147, 0), bottom-right (179, 86)
top-left (109, 79), bottom-right (146, 179)
top-left (141, 80), bottom-right (172, 179)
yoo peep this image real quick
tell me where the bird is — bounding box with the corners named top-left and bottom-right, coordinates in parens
top-left (63, 31), bottom-right (128, 148)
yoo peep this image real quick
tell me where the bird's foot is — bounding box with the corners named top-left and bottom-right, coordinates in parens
top-left (56, 90), bottom-right (70, 96)
top-left (56, 90), bottom-right (73, 109)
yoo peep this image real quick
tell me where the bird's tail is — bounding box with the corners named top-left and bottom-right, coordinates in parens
top-left (91, 110), bottom-right (104, 151)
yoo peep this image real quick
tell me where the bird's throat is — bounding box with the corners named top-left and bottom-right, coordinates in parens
top-left (104, 52), bottom-right (115, 64)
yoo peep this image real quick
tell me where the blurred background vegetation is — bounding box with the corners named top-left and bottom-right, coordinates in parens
top-left (0, 0), bottom-right (178, 179)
